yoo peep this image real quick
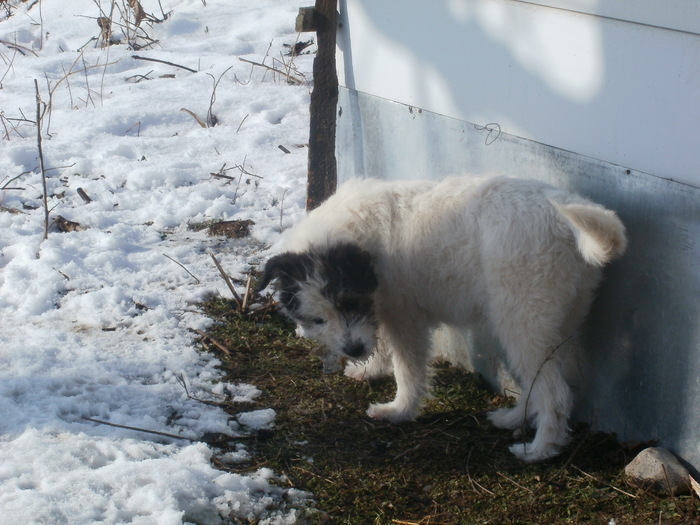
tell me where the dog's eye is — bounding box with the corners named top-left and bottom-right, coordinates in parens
top-left (312, 318), bottom-right (326, 325)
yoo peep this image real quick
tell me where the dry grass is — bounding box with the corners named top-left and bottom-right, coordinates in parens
top-left (199, 296), bottom-right (699, 524)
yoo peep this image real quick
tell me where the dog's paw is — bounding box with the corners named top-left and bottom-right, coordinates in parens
top-left (344, 361), bottom-right (369, 381)
top-left (367, 402), bottom-right (417, 424)
top-left (487, 406), bottom-right (527, 431)
top-left (508, 442), bottom-right (560, 463)
top-left (344, 353), bottom-right (393, 381)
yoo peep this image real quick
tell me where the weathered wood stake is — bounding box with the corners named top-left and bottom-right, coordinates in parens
top-left (306, 0), bottom-right (338, 210)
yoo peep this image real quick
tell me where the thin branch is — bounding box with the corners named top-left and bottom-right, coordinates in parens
top-left (205, 65), bottom-right (233, 127)
top-left (100, 43), bottom-right (110, 103)
top-left (572, 466), bottom-right (638, 499)
top-left (163, 253), bottom-right (201, 283)
top-left (1, 170), bottom-right (32, 191)
top-left (81, 416), bottom-right (194, 442)
top-left (236, 114), bottom-right (249, 133)
top-left (466, 446), bottom-right (495, 496)
top-left (44, 54), bottom-right (119, 135)
top-left (80, 52), bottom-right (96, 108)
top-left (34, 79), bottom-right (49, 241)
top-left (175, 372), bottom-right (228, 404)
top-left (209, 252), bottom-right (243, 305)
top-left (237, 56), bottom-right (303, 85)
top-left (190, 328), bottom-right (231, 356)
top-left (0, 41), bottom-right (18, 90)
top-left (0, 39), bottom-right (38, 57)
top-left (496, 470), bottom-right (534, 494)
top-left (240, 274), bottom-right (254, 313)
top-left (38, 0), bottom-right (44, 51)
top-left (132, 54), bottom-right (197, 73)
top-left (209, 163), bottom-right (236, 181)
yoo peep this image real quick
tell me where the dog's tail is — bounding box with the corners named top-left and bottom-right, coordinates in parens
top-left (552, 202), bottom-right (627, 266)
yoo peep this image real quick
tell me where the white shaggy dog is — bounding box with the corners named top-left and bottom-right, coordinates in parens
top-left (258, 175), bottom-right (626, 462)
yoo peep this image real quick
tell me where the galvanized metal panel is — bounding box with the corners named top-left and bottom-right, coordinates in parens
top-left (337, 87), bottom-right (700, 466)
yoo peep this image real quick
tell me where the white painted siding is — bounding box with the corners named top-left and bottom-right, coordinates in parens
top-left (337, 0), bottom-right (700, 186)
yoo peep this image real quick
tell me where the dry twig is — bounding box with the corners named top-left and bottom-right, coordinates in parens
top-left (190, 328), bottom-right (231, 356)
top-left (0, 39), bottom-right (37, 56)
top-left (180, 107), bottom-right (207, 128)
top-left (163, 253), bottom-right (200, 283)
top-left (240, 274), bottom-right (254, 313)
top-left (237, 56), bottom-right (303, 85)
top-left (132, 54), bottom-right (196, 73)
top-left (175, 372), bottom-right (227, 406)
top-left (34, 79), bottom-right (49, 240)
top-left (210, 252), bottom-right (243, 304)
top-left (205, 66), bottom-right (233, 127)
top-left (82, 416), bottom-right (193, 442)
top-left (496, 470), bottom-right (534, 494)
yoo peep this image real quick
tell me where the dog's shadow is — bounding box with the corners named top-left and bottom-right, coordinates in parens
top-left (330, 364), bottom-right (626, 476)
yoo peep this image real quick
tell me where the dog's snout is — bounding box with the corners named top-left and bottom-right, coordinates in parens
top-left (342, 341), bottom-right (366, 358)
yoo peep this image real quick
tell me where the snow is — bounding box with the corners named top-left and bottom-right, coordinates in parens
top-left (0, 0), bottom-right (314, 522)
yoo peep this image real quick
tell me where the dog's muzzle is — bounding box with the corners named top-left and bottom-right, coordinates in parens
top-left (342, 341), bottom-right (366, 358)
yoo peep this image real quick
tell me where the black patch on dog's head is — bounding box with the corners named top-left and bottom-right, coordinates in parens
top-left (258, 242), bottom-right (378, 317)
top-left (257, 251), bottom-right (314, 313)
top-left (319, 243), bottom-right (378, 315)
top-left (320, 243), bottom-right (377, 294)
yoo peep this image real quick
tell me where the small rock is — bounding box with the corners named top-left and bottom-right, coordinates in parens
top-left (624, 447), bottom-right (691, 496)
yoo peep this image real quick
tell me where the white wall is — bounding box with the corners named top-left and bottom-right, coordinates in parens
top-left (337, 0), bottom-right (700, 186)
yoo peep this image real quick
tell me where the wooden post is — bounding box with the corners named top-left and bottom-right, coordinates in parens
top-left (306, 0), bottom-right (338, 211)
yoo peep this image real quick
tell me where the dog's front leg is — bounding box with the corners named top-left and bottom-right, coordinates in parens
top-left (345, 326), bottom-right (394, 381)
top-left (366, 324), bottom-right (431, 424)
top-left (345, 347), bottom-right (393, 381)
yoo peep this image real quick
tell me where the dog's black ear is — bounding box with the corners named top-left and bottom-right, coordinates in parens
top-left (257, 252), bottom-right (312, 292)
top-left (323, 243), bottom-right (378, 295)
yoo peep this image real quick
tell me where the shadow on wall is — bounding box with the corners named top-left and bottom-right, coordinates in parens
top-left (555, 152), bottom-right (700, 462)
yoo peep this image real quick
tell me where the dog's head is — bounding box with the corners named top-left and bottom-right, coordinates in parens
top-left (257, 242), bottom-right (379, 361)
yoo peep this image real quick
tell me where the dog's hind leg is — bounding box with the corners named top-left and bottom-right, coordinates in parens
top-left (488, 328), bottom-right (573, 462)
top-left (492, 321), bottom-right (575, 461)
top-left (508, 356), bottom-right (572, 462)
top-left (484, 282), bottom-right (576, 462)
top-left (498, 274), bottom-right (598, 461)
top-left (488, 398), bottom-right (533, 431)
top-left (366, 321), bottom-right (431, 424)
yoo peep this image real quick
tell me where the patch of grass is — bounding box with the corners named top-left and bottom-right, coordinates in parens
top-left (200, 297), bottom-right (699, 524)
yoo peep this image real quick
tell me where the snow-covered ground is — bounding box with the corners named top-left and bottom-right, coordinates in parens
top-left (0, 1), bottom-right (314, 522)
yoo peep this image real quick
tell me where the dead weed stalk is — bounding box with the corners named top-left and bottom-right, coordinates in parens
top-left (209, 252), bottom-right (275, 317)
top-left (91, 0), bottom-right (166, 50)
